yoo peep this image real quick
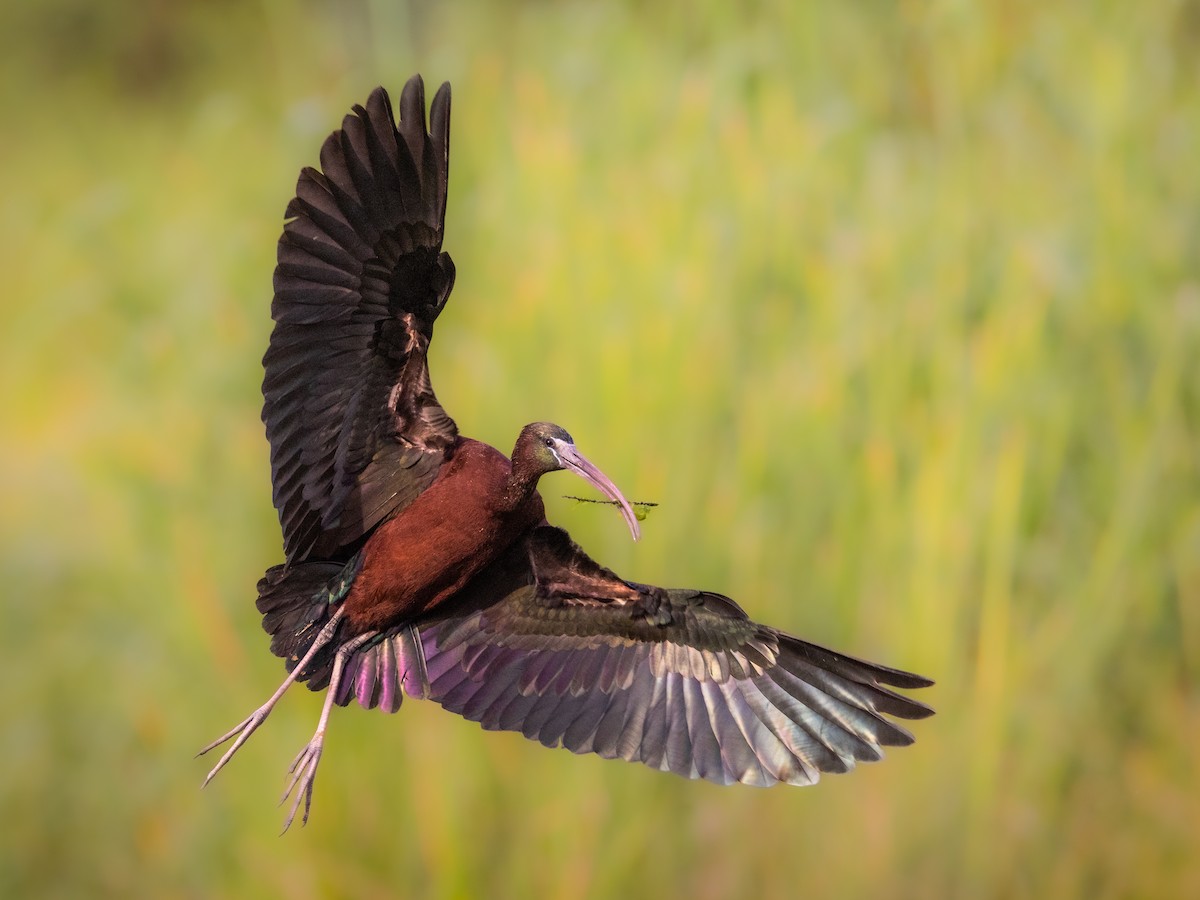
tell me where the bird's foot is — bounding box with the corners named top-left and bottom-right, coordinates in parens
top-left (279, 735), bottom-right (324, 833)
top-left (197, 705), bottom-right (272, 787)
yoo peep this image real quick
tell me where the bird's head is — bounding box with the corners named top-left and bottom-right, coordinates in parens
top-left (514, 422), bottom-right (640, 541)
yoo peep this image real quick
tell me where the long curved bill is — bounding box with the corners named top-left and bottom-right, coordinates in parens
top-left (558, 444), bottom-right (641, 541)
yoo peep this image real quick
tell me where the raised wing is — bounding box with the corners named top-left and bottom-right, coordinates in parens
top-left (313, 527), bottom-right (934, 787)
top-left (263, 76), bottom-right (458, 564)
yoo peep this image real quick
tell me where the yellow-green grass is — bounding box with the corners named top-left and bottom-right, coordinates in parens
top-left (2, 1), bottom-right (1197, 897)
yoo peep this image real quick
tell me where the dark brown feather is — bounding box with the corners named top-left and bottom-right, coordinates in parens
top-left (263, 76), bottom-right (458, 564)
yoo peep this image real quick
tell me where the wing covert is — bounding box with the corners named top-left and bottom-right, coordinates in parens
top-left (263, 76), bottom-right (458, 564)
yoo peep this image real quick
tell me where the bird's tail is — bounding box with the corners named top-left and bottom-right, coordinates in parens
top-left (256, 555), bottom-right (357, 667)
top-left (255, 553), bottom-right (429, 714)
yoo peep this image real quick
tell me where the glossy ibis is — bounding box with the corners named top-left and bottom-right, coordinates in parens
top-left (200, 76), bottom-right (934, 831)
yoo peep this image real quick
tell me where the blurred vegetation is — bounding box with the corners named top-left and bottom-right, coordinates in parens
top-left (2, 0), bottom-right (1198, 897)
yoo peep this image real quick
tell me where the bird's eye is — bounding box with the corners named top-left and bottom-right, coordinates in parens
top-left (543, 437), bottom-right (554, 447)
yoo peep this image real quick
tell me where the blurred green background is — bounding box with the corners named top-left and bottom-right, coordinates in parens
top-left (2, 0), bottom-right (1198, 897)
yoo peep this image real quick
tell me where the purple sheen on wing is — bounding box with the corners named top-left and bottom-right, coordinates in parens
top-left (378, 637), bottom-right (401, 714)
top-left (399, 628), bottom-right (434, 699)
top-left (355, 646), bottom-right (378, 709)
top-left (336, 652), bottom-right (361, 706)
top-left (421, 634), bottom-right (462, 685)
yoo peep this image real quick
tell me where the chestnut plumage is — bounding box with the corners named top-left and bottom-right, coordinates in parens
top-left (199, 76), bottom-right (933, 831)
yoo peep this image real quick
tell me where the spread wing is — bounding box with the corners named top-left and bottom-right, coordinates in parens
top-left (263, 76), bottom-right (458, 564)
top-left (324, 527), bottom-right (934, 787)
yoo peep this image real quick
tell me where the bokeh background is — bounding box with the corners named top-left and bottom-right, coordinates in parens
top-left (3, 1), bottom-right (1198, 897)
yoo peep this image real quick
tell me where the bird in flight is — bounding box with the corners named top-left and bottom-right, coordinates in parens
top-left (199, 76), bottom-right (933, 831)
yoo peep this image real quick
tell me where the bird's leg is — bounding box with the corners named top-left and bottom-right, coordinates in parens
top-left (279, 628), bottom-right (378, 833)
top-left (197, 607), bottom-right (346, 786)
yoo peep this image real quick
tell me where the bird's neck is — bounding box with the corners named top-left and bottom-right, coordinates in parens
top-left (500, 462), bottom-right (541, 513)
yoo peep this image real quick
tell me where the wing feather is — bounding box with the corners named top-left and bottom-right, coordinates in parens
top-left (389, 527), bottom-right (933, 787)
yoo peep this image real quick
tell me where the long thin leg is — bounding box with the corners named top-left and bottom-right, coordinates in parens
top-left (197, 608), bottom-right (346, 786)
top-left (278, 629), bottom-right (378, 832)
